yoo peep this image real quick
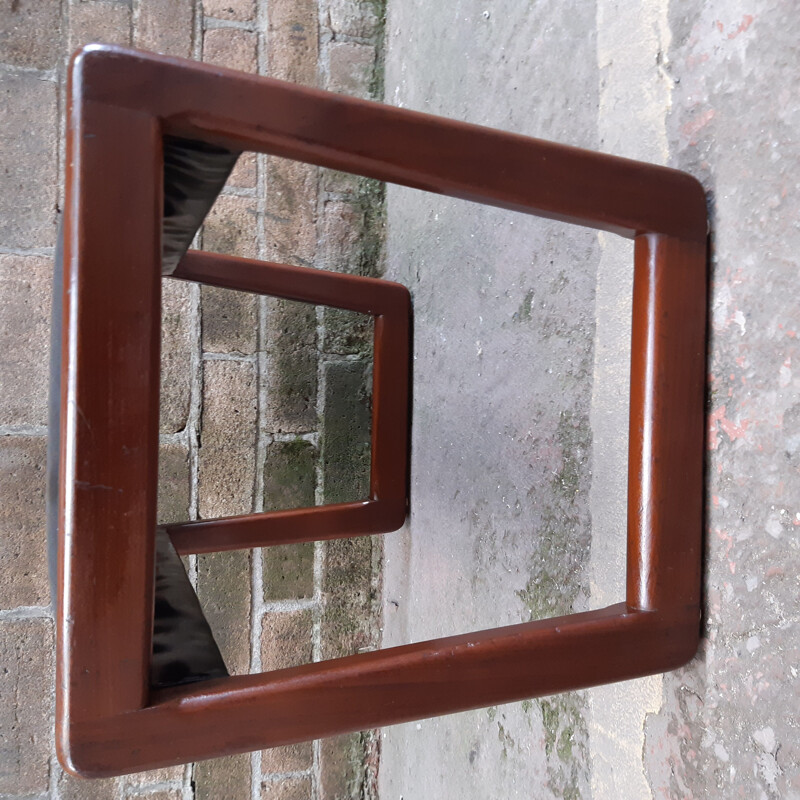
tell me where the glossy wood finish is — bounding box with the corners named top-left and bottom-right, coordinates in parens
top-left (166, 250), bottom-right (410, 555)
top-left (56, 44), bottom-right (708, 778)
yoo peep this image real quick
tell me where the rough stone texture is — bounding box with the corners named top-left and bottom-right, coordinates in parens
top-left (0, 71), bottom-right (57, 249)
top-left (640, 4), bottom-right (800, 799)
top-left (68, 0), bottom-right (132, 52)
top-left (264, 298), bottom-right (318, 433)
top-left (0, 619), bottom-right (53, 795)
top-left (123, 764), bottom-right (184, 790)
top-left (317, 199), bottom-right (364, 272)
top-left (267, 0), bottom-right (318, 85)
top-left (323, 0), bottom-right (382, 40)
top-left (134, 0), bottom-right (194, 58)
top-left (320, 732), bottom-right (378, 800)
top-left (197, 549), bottom-right (252, 675)
top-left (157, 441), bottom-right (191, 525)
top-left (202, 0), bottom-right (255, 22)
top-left (261, 609), bottom-right (313, 672)
top-left (327, 42), bottom-right (375, 99)
top-left (203, 26), bottom-right (258, 72)
top-left (196, 754), bottom-right (251, 800)
top-left (263, 439), bottom-right (317, 511)
top-left (380, 1), bottom-right (599, 798)
top-left (261, 776), bottom-right (313, 800)
top-left (57, 773), bottom-right (119, 800)
top-left (0, 255), bottom-right (51, 427)
top-left (261, 741), bottom-right (313, 774)
top-left (227, 151), bottom-right (258, 189)
top-left (262, 440), bottom-right (317, 600)
top-left (320, 536), bottom-right (376, 660)
top-left (263, 542), bottom-right (315, 600)
top-left (202, 286), bottom-right (258, 355)
top-left (139, 792), bottom-right (183, 800)
top-left (0, 0), bottom-right (62, 70)
top-left (160, 278), bottom-right (193, 435)
top-left (198, 359), bottom-right (257, 518)
top-left (321, 361), bottom-right (371, 505)
top-left (203, 194), bottom-right (259, 260)
top-left (264, 158), bottom-right (317, 268)
top-left (0, 437), bottom-right (48, 608)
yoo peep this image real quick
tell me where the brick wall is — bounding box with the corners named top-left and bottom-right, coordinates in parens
top-left (0, 1), bottom-right (386, 798)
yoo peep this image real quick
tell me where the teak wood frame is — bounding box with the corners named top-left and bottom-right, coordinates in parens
top-left (57, 44), bottom-right (708, 778)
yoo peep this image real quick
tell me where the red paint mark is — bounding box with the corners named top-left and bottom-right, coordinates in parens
top-left (719, 415), bottom-right (750, 441)
top-left (715, 20), bottom-right (724, 32)
top-left (687, 52), bottom-right (710, 69)
top-left (708, 405), bottom-right (726, 450)
top-left (766, 565), bottom-right (784, 578)
top-left (788, 330), bottom-right (797, 338)
top-left (728, 14), bottom-right (755, 39)
top-left (682, 109), bottom-right (715, 145)
top-left (708, 404), bottom-right (751, 448)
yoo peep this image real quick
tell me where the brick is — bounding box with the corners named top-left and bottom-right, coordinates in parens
top-left (267, 0), bottom-right (318, 86)
top-left (263, 542), bottom-right (315, 601)
top-left (262, 440), bottom-right (317, 599)
top-left (204, 194), bottom-right (259, 259)
top-left (262, 776), bottom-right (313, 800)
top-left (264, 158), bottom-right (317, 267)
top-left (203, 26), bottom-right (258, 72)
top-left (321, 536), bottom-right (375, 660)
top-left (264, 298), bottom-right (317, 433)
top-left (0, 0), bottom-right (62, 69)
top-left (318, 200), bottom-right (364, 272)
top-left (198, 359), bottom-right (257, 518)
top-left (58, 773), bottom-right (120, 800)
top-left (157, 441), bottom-right (190, 525)
top-left (327, 42), bottom-right (376, 99)
top-left (0, 72), bottom-right (57, 248)
top-left (196, 550), bottom-right (252, 675)
top-left (69, 1), bottom-right (132, 52)
top-left (227, 151), bottom-right (258, 189)
top-left (134, 0), bottom-right (193, 58)
top-left (138, 792), bottom-right (182, 800)
top-left (160, 278), bottom-right (193, 435)
top-left (320, 733), bottom-right (373, 800)
top-left (123, 764), bottom-right (184, 789)
top-left (201, 285), bottom-right (258, 355)
top-left (196, 754), bottom-right (251, 800)
top-left (261, 741), bottom-right (313, 774)
top-left (261, 609), bottom-right (312, 672)
top-left (324, 0), bottom-right (382, 41)
top-left (320, 361), bottom-right (371, 505)
top-left (322, 307), bottom-right (373, 357)
top-left (0, 437), bottom-right (48, 608)
top-left (0, 619), bottom-right (53, 794)
top-left (263, 439), bottom-right (317, 511)
top-left (319, 167), bottom-right (362, 195)
top-left (0, 255), bottom-right (51, 426)
top-left (202, 0), bottom-right (255, 22)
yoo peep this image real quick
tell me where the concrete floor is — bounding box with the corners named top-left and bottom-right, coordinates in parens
top-left (379, 1), bottom-right (800, 799)
top-left (380, 2), bottom-right (603, 797)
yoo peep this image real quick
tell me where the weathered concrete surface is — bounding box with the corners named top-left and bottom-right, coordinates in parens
top-left (382, 1), bottom-right (800, 799)
top-left (382, 1), bottom-right (601, 797)
top-left (642, 3), bottom-right (800, 799)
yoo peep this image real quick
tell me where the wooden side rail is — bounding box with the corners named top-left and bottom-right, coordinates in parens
top-left (53, 44), bottom-right (707, 778)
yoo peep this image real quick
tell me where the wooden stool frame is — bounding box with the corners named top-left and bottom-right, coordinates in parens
top-left (56, 44), bottom-right (708, 777)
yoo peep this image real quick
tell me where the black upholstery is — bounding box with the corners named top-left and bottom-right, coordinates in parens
top-left (161, 136), bottom-right (240, 274)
